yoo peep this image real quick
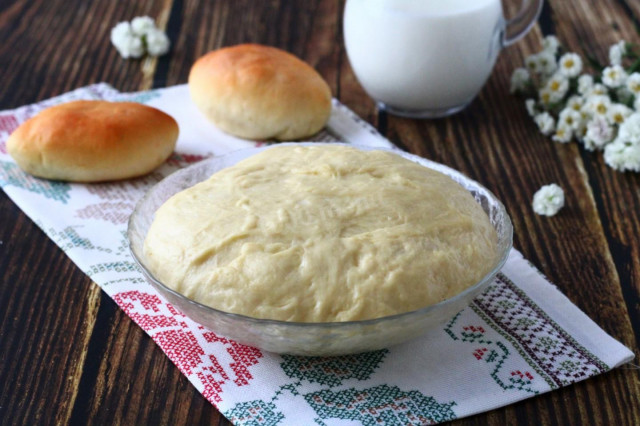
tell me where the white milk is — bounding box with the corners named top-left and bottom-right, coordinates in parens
top-left (344, 0), bottom-right (504, 114)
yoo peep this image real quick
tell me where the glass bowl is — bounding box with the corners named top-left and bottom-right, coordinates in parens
top-left (128, 143), bottom-right (513, 356)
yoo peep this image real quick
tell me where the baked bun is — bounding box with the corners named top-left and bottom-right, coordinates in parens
top-left (188, 44), bottom-right (332, 141)
top-left (7, 100), bottom-right (178, 182)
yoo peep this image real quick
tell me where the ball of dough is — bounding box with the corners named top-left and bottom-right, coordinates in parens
top-left (188, 44), bottom-right (332, 141)
top-left (144, 145), bottom-right (498, 322)
top-left (7, 100), bottom-right (178, 182)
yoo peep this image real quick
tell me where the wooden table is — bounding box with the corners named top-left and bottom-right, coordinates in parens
top-left (1, 1), bottom-right (638, 424)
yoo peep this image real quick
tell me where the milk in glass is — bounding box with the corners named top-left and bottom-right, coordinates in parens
top-left (344, 0), bottom-right (504, 117)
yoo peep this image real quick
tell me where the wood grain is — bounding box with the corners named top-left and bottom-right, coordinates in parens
top-left (0, 0), bottom-right (638, 425)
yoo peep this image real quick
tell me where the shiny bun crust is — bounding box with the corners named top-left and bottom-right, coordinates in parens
top-left (188, 44), bottom-right (332, 141)
top-left (7, 100), bottom-right (178, 182)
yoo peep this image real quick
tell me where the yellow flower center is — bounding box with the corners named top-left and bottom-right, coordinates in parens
top-left (564, 59), bottom-right (574, 68)
top-left (613, 113), bottom-right (624, 123)
top-left (541, 92), bottom-right (551, 103)
top-left (551, 81), bottom-right (560, 91)
top-left (597, 104), bottom-right (607, 114)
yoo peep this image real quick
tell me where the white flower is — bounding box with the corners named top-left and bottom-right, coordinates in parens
top-left (558, 53), bottom-right (582, 78)
top-left (110, 22), bottom-right (144, 58)
top-left (538, 88), bottom-right (553, 107)
top-left (537, 51), bottom-right (558, 76)
top-left (552, 123), bottom-right (573, 143)
top-left (626, 72), bottom-right (640, 95)
top-left (602, 65), bottom-right (628, 88)
top-left (131, 16), bottom-right (157, 36)
top-left (525, 54), bottom-right (541, 74)
top-left (558, 107), bottom-right (582, 130)
top-left (615, 112), bottom-right (640, 145)
top-left (584, 95), bottom-right (612, 117)
top-left (532, 184), bottom-right (565, 216)
top-left (542, 35), bottom-right (560, 55)
top-left (609, 40), bottom-right (626, 66)
top-left (635, 95), bottom-right (640, 112)
top-left (545, 73), bottom-right (569, 100)
top-left (583, 116), bottom-right (613, 151)
top-left (587, 83), bottom-right (608, 97)
top-left (607, 103), bottom-right (632, 125)
top-left (525, 99), bottom-right (537, 116)
top-left (535, 112), bottom-right (556, 135)
top-left (566, 95), bottom-right (584, 112)
top-left (577, 74), bottom-right (594, 95)
top-left (146, 28), bottom-right (171, 56)
top-left (510, 68), bottom-right (530, 94)
top-left (604, 140), bottom-right (640, 172)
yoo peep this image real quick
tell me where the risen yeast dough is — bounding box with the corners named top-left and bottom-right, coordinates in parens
top-left (143, 146), bottom-right (498, 322)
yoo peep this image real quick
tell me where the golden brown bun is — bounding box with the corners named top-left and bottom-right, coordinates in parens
top-left (188, 44), bottom-right (332, 141)
top-left (6, 100), bottom-right (178, 182)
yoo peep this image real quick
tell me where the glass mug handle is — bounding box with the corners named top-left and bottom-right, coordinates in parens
top-left (502, 0), bottom-right (544, 47)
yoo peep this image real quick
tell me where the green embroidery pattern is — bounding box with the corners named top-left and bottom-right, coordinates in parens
top-left (225, 400), bottom-right (284, 426)
top-left (280, 350), bottom-right (388, 387)
top-left (0, 162), bottom-right (71, 203)
top-left (48, 226), bottom-right (112, 253)
top-left (305, 384), bottom-right (456, 426)
top-left (85, 261), bottom-right (141, 277)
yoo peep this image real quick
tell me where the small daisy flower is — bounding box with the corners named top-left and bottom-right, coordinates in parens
top-left (545, 73), bottom-right (569, 100)
top-left (634, 95), bottom-right (640, 112)
top-left (542, 35), bottom-right (560, 55)
top-left (535, 112), bottom-right (556, 135)
top-left (525, 99), bottom-right (537, 116)
top-left (577, 74), bottom-right (594, 95)
top-left (609, 40), bottom-right (626, 66)
top-left (110, 21), bottom-right (144, 58)
top-left (537, 50), bottom-right (558, 76)
top-left (131, 16), bottom-right (156, 36)
top-left (558, 107), bottom-right (582, 130)
top-left (146, 28), bottom-right (171, 56)
top-left (538, 87), bottom-right (564, 107)
top-left (558, 53), bottom-right (582, 78)
top-left (625, 72), bottom-right (640, 95)
top-left (602, 65), bottom-right (628, 88)
top-left (616, 112), bottom-right (640, 145)
top-left (552, 123), bottom-right (573, 143)
top-left (584, 95), bottom-right (612, 117)
top-left (532, 184), bottom-right (565, 216)
top-left (510, 68), bottom-right (531, 94)
top-left (607, 103), bottom-right (632, 125)
top-left (587, 83), bottom-right (608, 97)
top-left (566, 95), bottom-right (584, 112)
top-left (604, 140), bottom-right (640, 172)
top-left (525, 54), bottom-right (541, 74)
top-left (583, 116), bottom-right (613, 151)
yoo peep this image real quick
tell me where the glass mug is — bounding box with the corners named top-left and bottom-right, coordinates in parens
top-left (343, 0), bottom-right (543, 118)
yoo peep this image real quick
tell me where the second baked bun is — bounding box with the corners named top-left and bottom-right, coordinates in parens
top-left (189, 44), bottom-right (332, 141)
top-left (7, 100), bottom-right (178, 182)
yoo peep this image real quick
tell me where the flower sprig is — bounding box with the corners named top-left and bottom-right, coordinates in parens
top-left (511, 35), bottom-right (640, 172)
top-left (110, 16), bottom-right (170, 59)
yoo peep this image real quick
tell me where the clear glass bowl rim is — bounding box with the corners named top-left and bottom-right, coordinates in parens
top-left (128, 142), bottom-right (513, 332)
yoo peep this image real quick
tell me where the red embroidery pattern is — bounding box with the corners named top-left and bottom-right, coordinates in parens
top-left (0, 114), bottom-right (20, 153)
top-left (113, 290), bottom-right (263, 405)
